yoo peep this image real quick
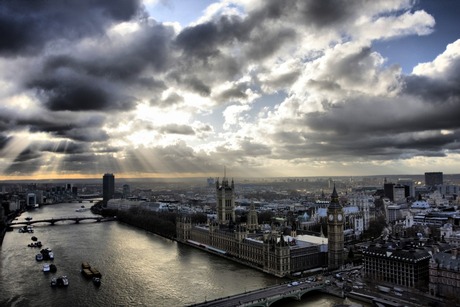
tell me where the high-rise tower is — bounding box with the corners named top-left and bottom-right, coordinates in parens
top-left (327, 185), bottom-right (344, 270)
top-left (425, 172), bottom-right (443, 187)
top-left (216, 174), bottom-right (235, 224)
top-left (102, 173), bottom-right (115, 205)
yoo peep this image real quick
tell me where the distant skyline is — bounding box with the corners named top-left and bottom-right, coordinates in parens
top-left (1, 0), bottom-right (460, 180)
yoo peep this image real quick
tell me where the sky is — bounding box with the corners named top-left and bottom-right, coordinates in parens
top-left (1, 0), bottom-right (460, 180)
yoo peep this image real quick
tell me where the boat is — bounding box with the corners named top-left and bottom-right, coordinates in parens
top-left (40, 248), bottom-right (53, 260)
top-left (49, 264), bottom-right (57, 272)
top-left (28, 241), bottom-right (42, 248)
top-left (50, 276), bottom-right (69, 287)
top-left (43, 264), bottom-right (50, 272)
top-left (58, 276), bottom-right (69, 286)
top-left (81, 262), bottom-right (102, 278)
top-left (92, 277), bottom-right (101, 286)
top-left (36, 253), bottom-right (43, 261)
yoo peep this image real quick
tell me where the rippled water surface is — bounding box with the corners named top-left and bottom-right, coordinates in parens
top-left (1, 203), bottom-right (349, 306)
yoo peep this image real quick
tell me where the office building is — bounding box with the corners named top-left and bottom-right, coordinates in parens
top-left (425, 172), bottom-right (443, 187)
top-left (103, 173), bottom-right (115, 205)
top-left (122, 184), bottom-right (130, 198)
top-left (363, 242), bottom-right (431, 289)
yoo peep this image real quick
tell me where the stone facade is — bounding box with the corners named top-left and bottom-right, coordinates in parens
top-left (429, 250), bottom-right (460, 299)
top-left (175, 177), bottom-right (328, 277)
top-left (327, 186), bottom-right (344, 270)
top-left (363, 242), bottom-right (431, 289)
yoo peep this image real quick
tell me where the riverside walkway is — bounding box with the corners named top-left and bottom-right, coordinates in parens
top-left (189, 281), bottom-right (343, 307)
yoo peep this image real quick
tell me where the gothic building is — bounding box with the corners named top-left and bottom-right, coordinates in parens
top-left (327, 186), bottom-right (344, 270)
top-left (216, 176), bottom-right (235, 224)
top-left (176, 176), bottom-right (329, 277)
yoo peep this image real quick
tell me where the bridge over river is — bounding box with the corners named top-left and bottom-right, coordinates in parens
top-left (8, 216), bottom-right (116, 226)
top-left (188, 281), bottom-right (343, 307)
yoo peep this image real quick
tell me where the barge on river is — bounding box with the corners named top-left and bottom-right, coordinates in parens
top-left (81, 262), bottom-right (102, 278)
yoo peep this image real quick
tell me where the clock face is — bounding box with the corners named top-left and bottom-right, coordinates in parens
top-left (328, 214), bottom-right (334, 221)
top-left (338, 214), bottom-right (343, 221)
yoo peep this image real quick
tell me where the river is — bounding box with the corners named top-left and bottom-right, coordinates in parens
top-left (1, 203), bottom-right (360, 306)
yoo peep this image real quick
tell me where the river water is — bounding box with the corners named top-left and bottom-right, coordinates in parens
top-left (1, 203), bottom-right (355, 306)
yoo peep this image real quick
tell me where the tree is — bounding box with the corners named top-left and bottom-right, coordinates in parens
top-left (363, 216), bottom-right (387, 239)
top-left (258, 210), bottom-right (274, 224)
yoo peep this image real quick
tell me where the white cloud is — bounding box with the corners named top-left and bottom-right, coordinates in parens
top-left (412, 39), bottom-right (460, 77)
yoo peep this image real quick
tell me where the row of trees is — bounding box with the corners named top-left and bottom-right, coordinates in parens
top-left (94, 203), bottom-right (208, 239)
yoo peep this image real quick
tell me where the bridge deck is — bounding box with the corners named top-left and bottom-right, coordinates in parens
top-left (188, 282), bottom-right (338, 307)
top-left (9, 216), bottom-right (115, 226)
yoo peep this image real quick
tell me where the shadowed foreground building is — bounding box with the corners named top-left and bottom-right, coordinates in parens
top-left (102, 173), bottom-right (115, 205)
top-left (429, 249), bottom-right (460, 300)
top-left (363, 241), bottom-right (432, 289)
top-left (176, 177), bottom-right (345, 277)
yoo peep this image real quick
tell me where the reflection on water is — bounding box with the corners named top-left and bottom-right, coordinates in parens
top-left (1, 203), bottom-right (365, 306)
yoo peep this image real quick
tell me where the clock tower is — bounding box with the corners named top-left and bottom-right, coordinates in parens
top-left (327, 185), bottom-right (344, 270)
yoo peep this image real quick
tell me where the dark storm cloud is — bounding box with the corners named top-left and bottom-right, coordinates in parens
top-left (0, 0), bottom-right (142, 56)
top-left (305, 96), bottom-right (460, 137)
top-left (11, 147), bottom-right (42, 163)
top-left (404, 74), bottom-right (460, 103)
top-left (0, 0), bottom-right (143, 56)
top-left (43, 21), bottom-right (175, 81)
top-left (247, 0), bottom-right (360, 31)
top-left (297, 0), bottom-right (355, 27)
top-left (283, 92), bottom-right (460, 160)
top-left (40, 140), bottom-right (89, 155)
top-left (28, 77), bottom-right (135, 112)
top-left (167, 73), bottom-right (211, 96)
top-left (24, 21), bottom-right (175, 112)
top-left (15, 112), bottom-right (108, 143)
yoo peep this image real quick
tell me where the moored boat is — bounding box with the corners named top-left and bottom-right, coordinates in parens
top-left (40, 248), bottom-right (53, 260)
top-left (92, 277), bottom-right (101, 286)
top-left (58, 276), bottom-right (69, 286)
top-left (51, 276), bottom-right (69, 287)
top-left (81, 262), bottom-right (102, 278)
top-left (43, 264), bottom-right (50, 272)
top-left (49, 264), bottom-right (57, 272)
top-left (36, 253), bottom-right (43, 261)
